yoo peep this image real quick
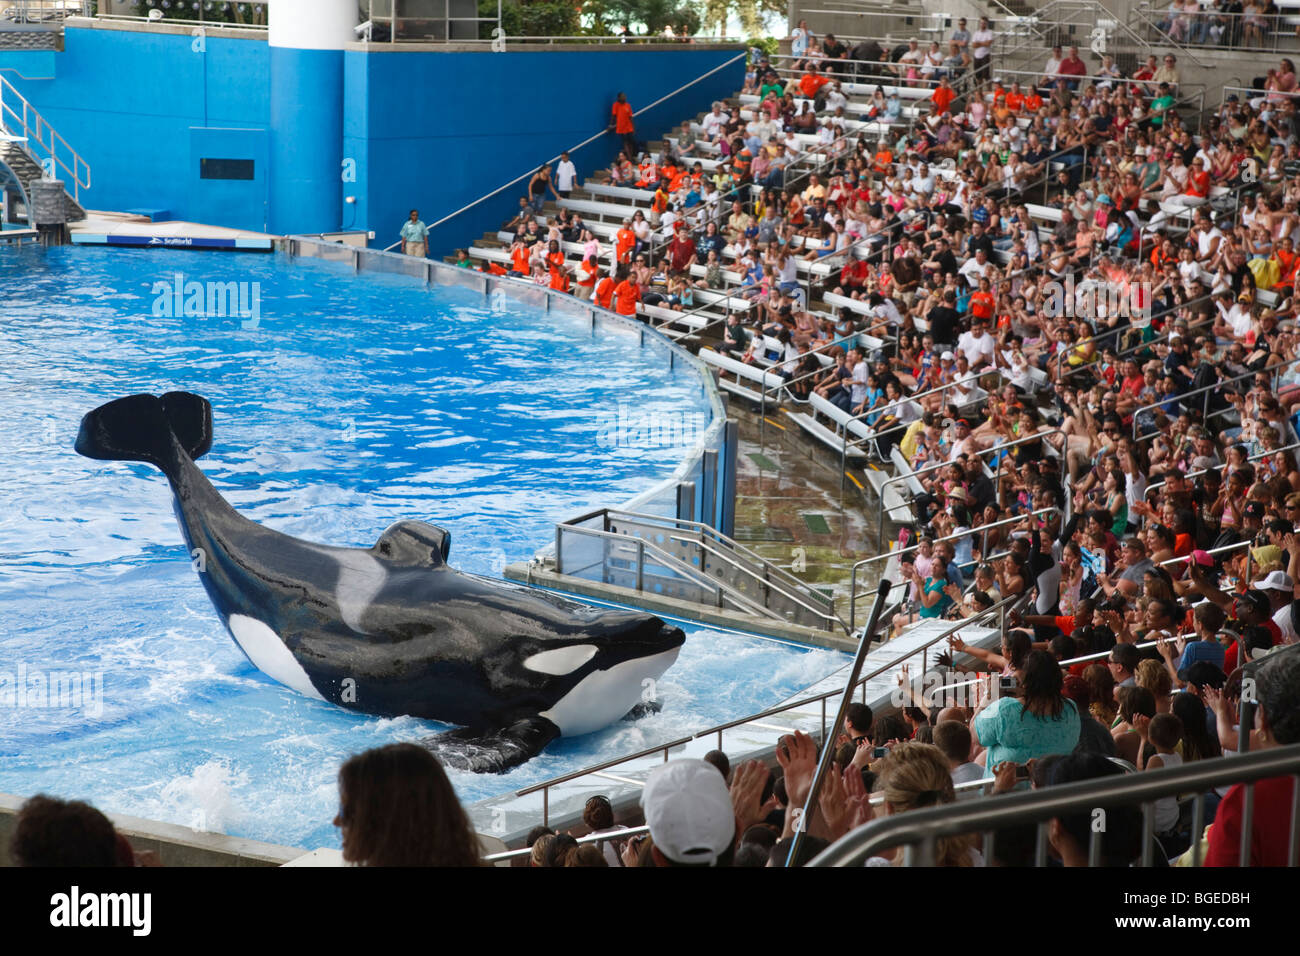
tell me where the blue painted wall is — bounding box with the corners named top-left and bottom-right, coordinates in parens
top-left (0, 27), bottom-right (271, 230)
top-left (0, 27), bottom-right (743, 246)
top-left (346, 46), bottom-right (744, 253)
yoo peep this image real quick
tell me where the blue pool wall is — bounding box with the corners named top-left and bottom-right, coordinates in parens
top-left (0, 24), bottom-right (743, 243)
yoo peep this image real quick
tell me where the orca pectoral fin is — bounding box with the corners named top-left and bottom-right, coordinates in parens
top-left (421, 716), bottom-right (560, 774)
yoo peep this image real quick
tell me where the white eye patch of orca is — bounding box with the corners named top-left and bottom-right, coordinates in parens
top-left (227, 614), bottom-right (325, 700)
top-left (541, 646), bottom-right (681, 737)
top-left (523, 644), bottom-right (598, 675)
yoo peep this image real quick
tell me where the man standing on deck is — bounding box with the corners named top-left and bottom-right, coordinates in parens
top-left (400, 210), bottom-right (428, 258)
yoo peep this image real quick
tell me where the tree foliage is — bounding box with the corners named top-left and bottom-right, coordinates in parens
top-left (697, 0), bottom-right (784, 37)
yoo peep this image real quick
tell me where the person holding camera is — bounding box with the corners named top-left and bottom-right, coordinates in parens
top-left (971, 650), bottom-right (1081, 776)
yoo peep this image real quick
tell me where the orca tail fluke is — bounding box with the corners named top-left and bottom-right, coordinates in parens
top-left (421, 716), bottom-right (561, 774)
top-left (75, 392), bottom-right (213, 468)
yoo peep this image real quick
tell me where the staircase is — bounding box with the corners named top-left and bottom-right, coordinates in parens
top-left (515, 508), bottom-right (851, 640)
top-left (0, 139), bottom-right (85, 220)
top-left (0, 74), bottom-right (89, 223)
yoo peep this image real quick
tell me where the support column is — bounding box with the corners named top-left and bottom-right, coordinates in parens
top-left (267, 0), bottom-right (355, 235)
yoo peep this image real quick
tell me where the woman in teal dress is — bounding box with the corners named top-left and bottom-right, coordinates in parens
top-left (973, 650), bottom-right (1080, 775)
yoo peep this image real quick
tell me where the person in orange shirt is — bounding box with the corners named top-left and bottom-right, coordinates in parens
top-left (969, 276), bottom-right (995, 322)
top-left (544, 239), bottom-right (566, 272)
top-left (651, 185), bottom-right (669, 217)
top-left (873, 146), bottom-right (893, 176)
top-left (577, 255), bottom-right (599, 293)
top-left (1024, 89), bottom-right (1043, 111)
top-left (613, 271), bottom-right (641, 316)
top-left (932, 76), bottom-right (956, 114)
top-left (615, 220), bottom-right (636, 264)
top-left (548, 264), bottom-right (570, 293)
top-left (594, 271), bottom-right (617, 309)
top-left (509, 240), bottom-right (532, 276)
top-left (798, 64), bottom-right (830, 101)
top-left (1275, 236), bottom-right (1299, 290)
top-left (611, 92), bottom-right (637, 161)
top-left (635, 158), bottom-right (658, 188)
top-left (1005, 81), bottom-right (1025, 112)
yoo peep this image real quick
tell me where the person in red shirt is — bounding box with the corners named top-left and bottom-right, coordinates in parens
top-left (932, 76), bottom-right (955, 114)
top-left (1058, 46), bottom-right (1087, 88)
top-left (840, 257), bottom-right (870, 292)
top-left (1185, 156), bottom-right (1211, 199)
top-left (544, 240), bottom-right (565, 273)
top-left (613, 272), bottom-right (640, 316)
top-left (1204, 651), bottom-right (1300, 866)
top-left (667, 225), bottom-right (696, 274)
top-left (611, 92), bottom-right (637, 160)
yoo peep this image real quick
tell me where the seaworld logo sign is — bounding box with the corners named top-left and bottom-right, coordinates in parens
top-left (151, 272), bottom-right (262, 328)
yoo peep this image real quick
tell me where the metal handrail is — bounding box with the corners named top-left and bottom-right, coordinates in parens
top-left (1131, 353), bottom-right (1300, 441)
top-left (481, 824), bottom-right (651, 864)
top-left (558, 515), bottom-right (846, 632)
top-left (851, 505), bottom-right (1061, 630)
top-left (860, 504), bottom-right (1062, 572)
top-left (0, 74), bottom-right (91, 201)
top-left (1050, 290), bottom-right (1217, 385)
top-left (1144, 438), bottom-right (1300, 498)
top-left (509, 589), bottom-right (1024, 826)
top-left (787, 583), bottom-right (892, 865)
top-left (559, 521), bottom-right (793, 623)
top-left (868, 427), bottom-right (1067, 553)
top-left (756, 329), bottom-right (898, 439)
top-left (1156, 537), bottom-right (1250, 569)
top-left (809, 742), bottom-right (1300, 866)
top-left (586, 507), bottom-right (828, 599)
top-left (417, 52), bottom-right (747, 243)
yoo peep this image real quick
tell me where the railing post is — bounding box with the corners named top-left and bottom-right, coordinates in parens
top-left (635, 539), bottom-right (645, 592)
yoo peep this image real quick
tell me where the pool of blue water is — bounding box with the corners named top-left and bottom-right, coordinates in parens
top-left (0, 245), bottom-right (848, 851)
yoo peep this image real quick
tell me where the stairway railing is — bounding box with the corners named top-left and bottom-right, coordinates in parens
top-left (0, 74), bottom-right (91, 202)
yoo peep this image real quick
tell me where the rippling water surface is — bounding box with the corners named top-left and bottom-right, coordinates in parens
top-left (0, 246), bottom-right (847, 850)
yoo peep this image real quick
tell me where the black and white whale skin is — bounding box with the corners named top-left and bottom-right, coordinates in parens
top-left (74, 392), bottom-right (685, 772)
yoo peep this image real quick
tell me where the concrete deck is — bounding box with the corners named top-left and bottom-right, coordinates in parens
top-left (69, 210), bottom-right (277, 249)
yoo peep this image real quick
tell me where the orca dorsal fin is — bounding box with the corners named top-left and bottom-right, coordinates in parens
top-left (371, 520), bottom-right (451, 567)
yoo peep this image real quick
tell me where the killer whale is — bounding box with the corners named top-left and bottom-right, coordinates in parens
top-left (74, 392), bottom-right (685, 772)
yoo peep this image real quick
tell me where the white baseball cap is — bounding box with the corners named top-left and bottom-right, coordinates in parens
top-left (1252, 570), bottom-right (1294, 593)
top-left (641, 759), bottom-right (735, 866)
